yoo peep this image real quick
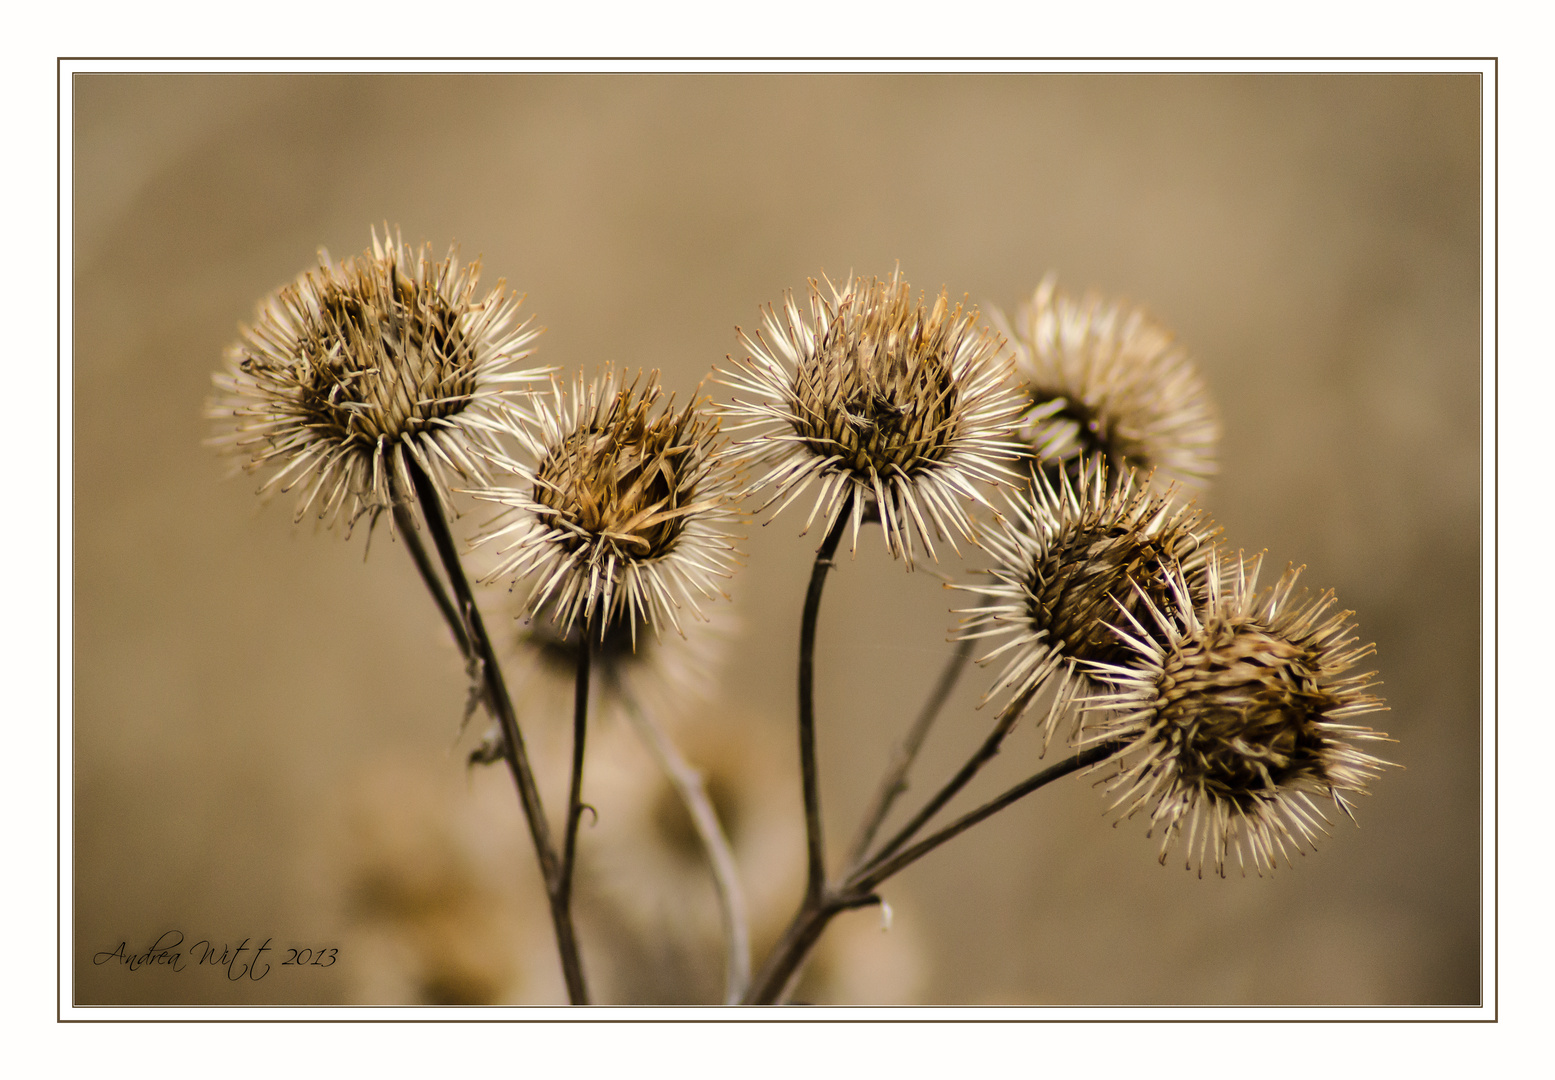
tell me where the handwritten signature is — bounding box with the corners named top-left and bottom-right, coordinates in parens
top-left (93, 931), bottom-right (337, 981)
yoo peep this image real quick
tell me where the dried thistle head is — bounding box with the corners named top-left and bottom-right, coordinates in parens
top-left (207, 226), bottom-right (545, 536)
top-left (1083, 549), bottom-right (1395, 878)
top-left (992, 275), bottom-right (1219, 490)
top-left (957, 460), bottom-right (1218, 749)
top-left (718, 271), bottom-right (1025, 568)
top-left (476, 368), bottom-right (743, 642)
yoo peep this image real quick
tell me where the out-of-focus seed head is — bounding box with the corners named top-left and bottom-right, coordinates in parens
top-left (957, 460), bottom-right (1218, 749)
top-left (468, 602), bottom-right (737, 769)
top-left (207, 226), bottom-right (545, 537)
top-left (718, 270), bottom-right (1026, 568)
top-left (574, 706), bottom-right (804, 1002)
top-left (992, 275), bottom-right (1219, 491)
top-left (1082, 549), bottom-right (1395, 878)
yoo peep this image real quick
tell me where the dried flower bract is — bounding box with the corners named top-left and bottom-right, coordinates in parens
top-left (208, 227), bottom-right (545, 535)
top-left (1083, 549), bottom-right (1394, 877)
top-left (958, 461), bottom-right (1218, 749)
top-left (477, 369), bottom-right (743, 643)
top-left (719, 271), bottom-right (1025, 567)
top-left (994, 275), bottom-right (1219, 489)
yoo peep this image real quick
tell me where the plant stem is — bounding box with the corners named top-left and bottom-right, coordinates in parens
top-left (555, 628), bottom-right (591, 1001)
top-left (612, 675), bottom-right (752, 1005)
top-left (403, 460), bottom-right (589, 1005)
top-left (848, 744), bottom-right (1116, 894)
top-left (742, 745), bottom-right (1107, 1004)
top-left (843, 633), bottom-right (973, 876)
top-left (742, 883), bottom-right (880, 1006)
top-left (855, 684), bottom-right (1037, 878)
top-left (743, 499), bottom-right (851, 1006)
top-left (744, 901), bottom-right (844, 1006)
top-left (391, 502), bottom-right (471, 659)
top-left (797, 496), bottom-right (851, 908)
top-left (796, 497), bottom-right (858, 913)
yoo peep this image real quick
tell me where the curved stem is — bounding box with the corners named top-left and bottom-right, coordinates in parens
top-left (843, 633), bottom-right (974, 876)
top-left (743, 498), bottom-right (851, 1005)
top-left (612, 675), bottom-right (752, 1005)
top-left (797, 496), bottom-right (851, 907)
top-left (404, 461), bottom-right (589, 1005)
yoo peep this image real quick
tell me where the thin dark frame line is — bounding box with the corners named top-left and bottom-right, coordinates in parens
top-left (57, 55), bottom-right (1498, 60)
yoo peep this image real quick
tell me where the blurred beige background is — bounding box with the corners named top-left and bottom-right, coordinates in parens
top-left (72, 72), bottom-right (1481, 1006)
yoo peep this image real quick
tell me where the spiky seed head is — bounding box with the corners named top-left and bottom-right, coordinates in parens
top-left (1082, 548), bottom-right (1395, 878)
top-left (717, 271), bottom-right (1026, 568)
top-left (991, 274), bottom-right (1219, 490)
top-left (207, 226), bottom-right (545, 536)
top-left (957, 459), bottom-right (1219, 749)
top-left (475, 368), bottom-right (744, 643)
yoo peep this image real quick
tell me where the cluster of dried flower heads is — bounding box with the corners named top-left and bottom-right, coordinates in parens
top-left (210, 227), bottom-right (1395, 1003)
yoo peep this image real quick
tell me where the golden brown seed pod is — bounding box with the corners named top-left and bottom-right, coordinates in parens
top-left (957, 459), bottom-right (1219, 750)
top-left (1082, 548), bottom-right (1395, 878)
top-left (475, 367), bottom-right (744, 643)
top-left (992, 274), bottom-right (1219, 490)
top-left (207, 226), bottom-right (545, 536)
top-left (718, 270), bottom-right (1026, 568)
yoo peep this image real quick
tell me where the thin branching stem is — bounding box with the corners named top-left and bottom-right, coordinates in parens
top-left (856, 684), bottom-right (1039, 878)
top-left (743, 884), bottom-right (880, 1006)
top-left (743, 745), bottom-right (1105, 1004)
top-left (612, 674), bottom-right (752, 1005)
top-left (848, 744), bottom-right (1118, 894)
top-left (404, 460), bottom-right (589, 1005)
top-left (843, 633), bottom-right (974, 875)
